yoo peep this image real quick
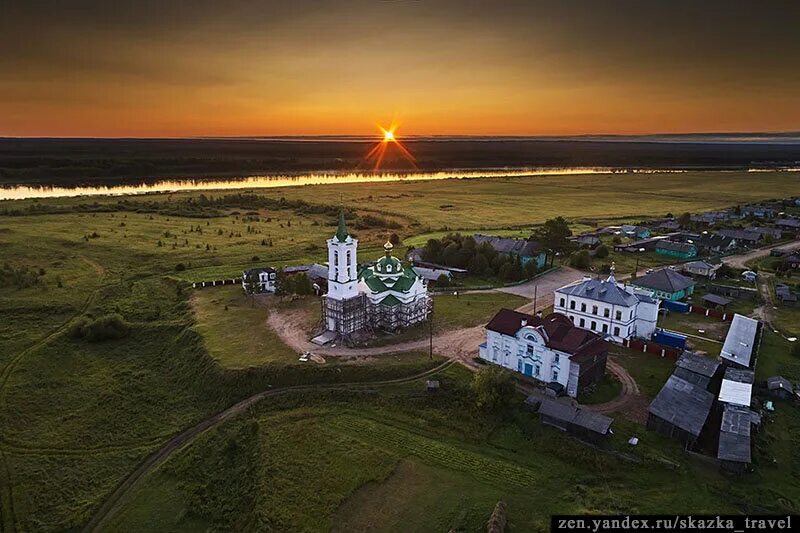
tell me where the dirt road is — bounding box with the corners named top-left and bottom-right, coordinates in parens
top-left (722, 238), bottom-right (800, 269)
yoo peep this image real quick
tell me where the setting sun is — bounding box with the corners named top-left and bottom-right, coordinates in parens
top-left (383, 129), bottom-right (395, 142)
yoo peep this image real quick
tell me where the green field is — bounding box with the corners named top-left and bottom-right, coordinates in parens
top-left (1, 171), bottom-right (800, 530)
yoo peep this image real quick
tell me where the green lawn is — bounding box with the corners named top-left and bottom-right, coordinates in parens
top-left (578, 372), bottom-right (622, 405)
top-left (191, 286), bottom-right (304, 367)
top-left (610, 348), bottom-right (676, 400)
top-left (658, 311), bottom-right (730, 355)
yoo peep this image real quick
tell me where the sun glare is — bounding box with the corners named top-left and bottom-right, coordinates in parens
top-left (363, 121), bottom-right (417, 171)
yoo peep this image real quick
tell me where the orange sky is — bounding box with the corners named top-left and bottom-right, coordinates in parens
top-left (1, 1), bottom-right (799, 137)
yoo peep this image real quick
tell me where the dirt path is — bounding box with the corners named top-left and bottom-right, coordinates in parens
top-left (82, 359), bottom-right (456, 533)
top-left (722, 238), bottom-right (800, 269)
top-left (585, 357), bottom-right (648, 423)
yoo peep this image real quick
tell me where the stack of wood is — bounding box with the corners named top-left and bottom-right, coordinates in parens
top-left (486, 501), bottom-right (507, 533)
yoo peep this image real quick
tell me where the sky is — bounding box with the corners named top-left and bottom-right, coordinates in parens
top-left (1, 0), bottom-right (799, 137)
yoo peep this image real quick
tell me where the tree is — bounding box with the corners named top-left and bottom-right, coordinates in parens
top-left (569, 249), bottom-right (591, 269)
top-left (441, 242), bottom-right (461, 267)
top-left (435, 273), bottom-right (451, 287)
top-left (535, 217), bottom-right (572, 253)
top-left (293, 273), bottom-right (314, 295)
top-left (471, 366), bottom-right (515, 411)
top-left (242, 271), bottom-right (262, 295)
top-left (716, 263), bottom-right (735, 279)
top-left (523, 259), bottom-right (538, 279)
top-left (468, 253), bottom-right (491, 276)
top-left (677, 212), bottom-right (692, 228)
top-left (594, 244), bottom-right (609, 259)
top-left (389, 232), bottom-right (401, 245)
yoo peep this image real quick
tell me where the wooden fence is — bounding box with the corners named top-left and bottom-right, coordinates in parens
top-left (688, 304), bottom-right (733, 322)
top-left (623, 338), bottom-right (682, 360)
top-left (191, 278), bottom-right (241, 289)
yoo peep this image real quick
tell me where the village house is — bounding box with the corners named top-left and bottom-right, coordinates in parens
top-left (775, 284), bottom-right (797, 304)
top-left (527, 397), bottom-right (613, 443)
top-left (629, 267), bottom-right (695, 301)
top-left (573, 234), bottom-right (601, 248)
top-left (479, 309), bottom-right (608, 398)
top-left (776, 217), bottom-right (800, 233)
top-left (718, 228), bottom-right (762, 246)
top-left (689, 232), bottom-right (737, 253)
top-left (241, 266), bottom-right (277, 293)
top-left (720, 314), bottom-right (760, 369)
top-left (655, 240), bottom-right (697, 259)
top-left (473, 234), bottom-right (547, 268)
top-left (682, 260), bottom-right (719, 279)
top-left (647, 374), bottom-right (715, 447)
top-left (740, 206), bottom-right (776, 219)
top-left (553, 268), bottom-right (659, 342)
top-left (673, 352), bottom-right (720, 389)
top-left (620, 225), bottom-right (651, 239)
top-left (749, 226), bottom-right (783, 241)
top-left (767, 376), bottom-right (794, 400)
top-left (717, 404), bottom-right (755, 473)
top-left (784, 253), bottom-right (800, 270)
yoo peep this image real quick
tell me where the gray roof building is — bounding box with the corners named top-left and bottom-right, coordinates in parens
top-left (631, 268), bottom-right (695, 294)
top-left (473, 234), bottom-right (542, 257)
top-left (718, 229), bottom-right (762, 243)
top-left (718, 404), bottom-right (753, 465)
top-left (556, 276), bottom-right (655, 307)
top-left (656, 240), bottom-right (697, 254)
top-left (720, 314), bottom-right (759, 368)
top-left (767, 375), bottom-right (793, 394)
top-left (648, 375), bottom-right (715, 438)
top-left (673, 352), bottom-right (720, 389)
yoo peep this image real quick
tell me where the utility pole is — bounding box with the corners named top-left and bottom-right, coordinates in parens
top-left (533, 284), bottom-right (538, 314)
top-left (428, 299), bottom-right (434, 359)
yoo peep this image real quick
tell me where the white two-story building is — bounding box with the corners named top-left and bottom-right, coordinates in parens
top-left (553, 269), bottom-right (659, 343)
top-left (479, 309), bottom-right (608, 398)
top-left (242, 266), bottom-right (277, 293)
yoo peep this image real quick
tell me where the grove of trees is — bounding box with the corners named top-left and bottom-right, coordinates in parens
top-left (420, 233), bottom-right (539, 282)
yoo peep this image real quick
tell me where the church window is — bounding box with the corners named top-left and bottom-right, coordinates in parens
top-left (387, 264), bottom-right (393, 273)
top-left (527, 345), bottom-right (534, 355)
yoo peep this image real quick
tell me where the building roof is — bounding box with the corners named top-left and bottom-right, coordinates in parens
top-left (556, 276), bottom-right (646, 307)
top-left (718, 431), bottom-right (751, 463)
top-left (720, 314), bottom-right (759, 367)
top-left (656, 240), bottom-right (696, 254)
top-left (721, 404), bottom-right (752, 437)
top-left (776, 217), bottom-right (800, 228)
top-left (537, 398), bottom-right (613, 434)
top-left (648, 375), bottom-right (715, 437)
top-left (719, 379), bottom-right (753, 407)
top-left (767, 376), bottom-right (793, 392)
top-left (684, 260), bottom-right (717, 271)
top-left (724, 367), bottom-right (755, 384)
top-left (412, 266), bottom-right (452, 282)
top-left (335, 210), bottom-right (349, 242)
top-left (718, 229), bottom-right (762, 242)
top-left (676, 352), bottom-right (720, 379)
top-left (473, 234), bottom-right (542, 257)
top-left (485, 309), bottom-right (607, 360)
top-left (703, 293), bottom-right (732, 306)
top-left (243, 266), bottom-right (276, 276)
top-left (631, 268), bottom-right (695, 294)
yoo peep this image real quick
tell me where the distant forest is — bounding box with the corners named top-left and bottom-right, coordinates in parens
top-left (2, 137), bottom-right (800, 185)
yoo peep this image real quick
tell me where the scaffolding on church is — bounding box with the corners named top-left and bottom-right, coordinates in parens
top-left (366, 297), bottom-right (432, 332)
top-left (323, 293), bottom-right (367, 335)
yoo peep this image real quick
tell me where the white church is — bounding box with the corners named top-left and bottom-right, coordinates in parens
top-left (322, 211), bottom-right (430, 337)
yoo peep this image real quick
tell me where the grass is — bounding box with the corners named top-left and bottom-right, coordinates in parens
top-left (190, 286), bottom-right (301, 367)
top-left (578, 372), bottom-right (623, 405)
top-left (610, 347), bottom-right (676, 400)
top-left (2, 172), bottom-right (800, 530)
top-left (105, 365), bottom-right (799, 531)
top-left (657, 311), bottom-right (730, 355)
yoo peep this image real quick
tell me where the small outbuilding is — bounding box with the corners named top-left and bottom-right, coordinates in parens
top-left (702, 293), bottom-right (732, 309)
top-left (766, 376), bottom-right (794, 400)
top-left (647, 375), bottom-right (715, 446)
top-left (536, 398), bottom-right (613, 443)
top-left (673, 352), bottom-right (720, 390)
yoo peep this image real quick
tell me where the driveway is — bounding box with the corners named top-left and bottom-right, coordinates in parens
top-left (722, 238), bottom-right (800, 269)
top-left (495, 266), bottom-right (582, 311)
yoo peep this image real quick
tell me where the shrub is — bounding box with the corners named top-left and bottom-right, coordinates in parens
top-left (471, 366), bottom-right (515, 412)
top-left (569, 249), bottom-right (591, 269)
top-left (175, 263), bottom-right (186, 271)
top-left (594, 244), bottom-right (609, 259)
top-left (69, 313), bottom-right (130, 342)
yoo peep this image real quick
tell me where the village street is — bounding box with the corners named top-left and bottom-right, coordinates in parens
top-left (721, 237), bottom-right (800, 269)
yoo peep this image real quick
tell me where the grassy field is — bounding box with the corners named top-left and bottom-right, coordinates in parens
top-left (105, 364), bottom-right (799, 531)
top-left (2, 172), bottom-right (800, 530)
top-left (191, 286), bottom-right (312, 367)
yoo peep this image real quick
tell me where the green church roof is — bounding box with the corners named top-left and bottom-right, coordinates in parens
top-left (335, 210), bottom-right (349, 242)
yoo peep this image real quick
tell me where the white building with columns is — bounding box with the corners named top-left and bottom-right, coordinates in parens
top-left (553, 268), bottom-right (659, 343)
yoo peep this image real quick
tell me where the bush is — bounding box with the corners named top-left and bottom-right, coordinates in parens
top-left (594, 244), bottom-right (609, 259)
top-left (175, 263), bottom-right (186, 271)
top-left (68, 313), bottom-right (131, 342)
top-left (569, 249), bottom-right (591, 269)
top-left (471, 366), bottom-right (515, 412)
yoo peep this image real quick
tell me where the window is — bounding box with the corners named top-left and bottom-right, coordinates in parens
top-left (517, 359), bottom-right (523, 373)
top-left (579, 318), bottom-right (585, 327)
top-left (615, 310), bottom-right (622, 320)
top-left (552, 370), bottom-right (559, 381)
top-left (493, 348), bottom-right (499, 362)
top-left (602, 324), bottom-right (608, 333)
top-left (527, 345), bottom-right (534, 355)
top-left (604, 308), bottom-right (610, 318)
top-left (613, 326), bottom-right (620, 336)
top-left (592, 305), bottom-right (598, 315)
top-left (570, 300), bottom-right (576, 310)
top-left (559, 297), bottom-right (565, 308)
top-left (534, 365), bottom-right (540, 376)
top-left (554, 353), bottom-right (560, 364)
top-left (387, 264), bottom-right (393, 273)
top-left (591, 321), bottom-right (597, 330)
top-left (580, 303), bottom-right (587, 312)
top-left (270, 273), bottom-right (276, 280)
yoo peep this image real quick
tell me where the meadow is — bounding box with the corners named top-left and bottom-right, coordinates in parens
top-left (1, 171), bottom-right (799, 530)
